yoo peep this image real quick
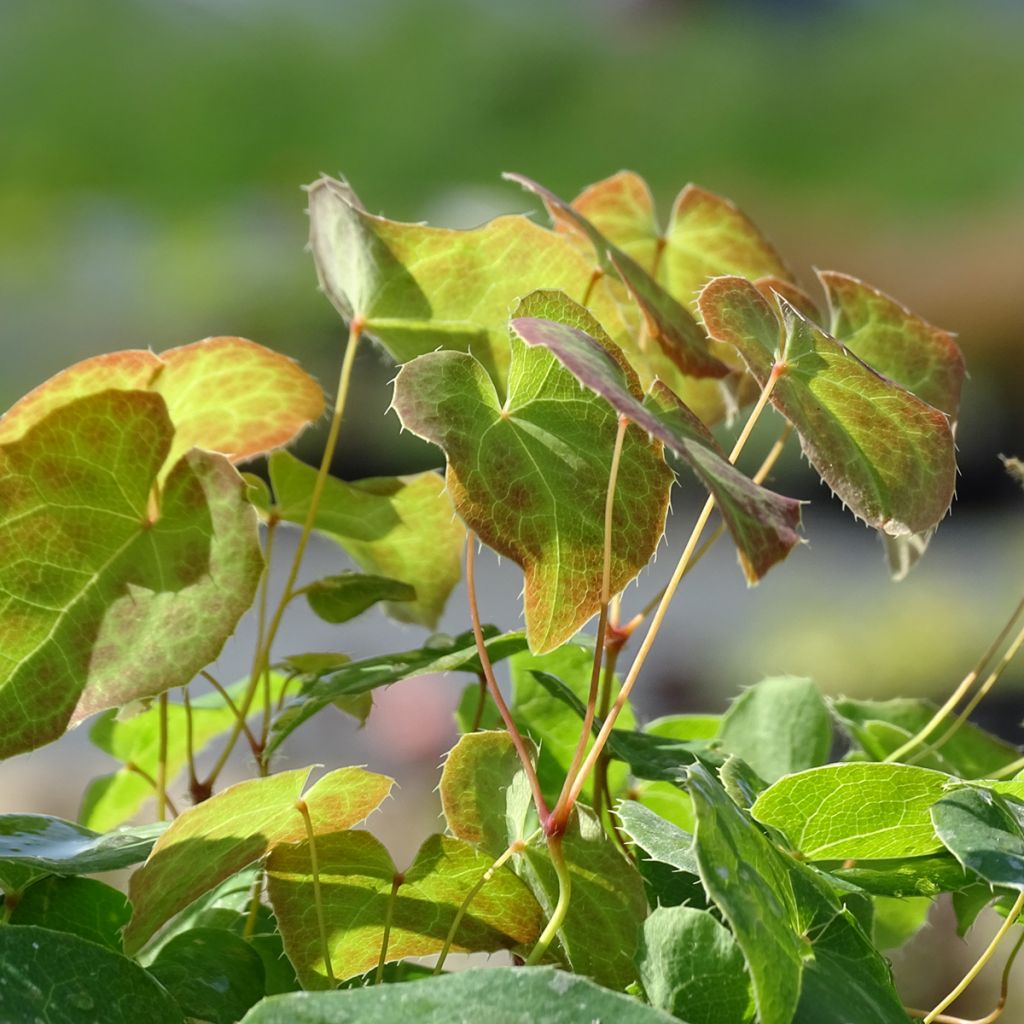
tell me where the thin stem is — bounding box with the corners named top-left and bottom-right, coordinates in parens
top-left (182, 686), bottom-right (198, 797)
top-left (433, 833), bottom-right (535, 974)
top-left (466, 535), bottom-right (549, 824)
top-left (375, 874), bottom-right (403, 985)
top-left (257, 519), bottom-right (278, 755)
top-left (550, 416), bottom-right (628, 830)
top-left (155, 693), bottom-right (169, 822)
top-left (581, 267), bottom-right (603, 308)
top-left (200, 671), bottom-right (260, 753)
top-left (887, 592), bottom-right (1024, 764)
top-left (470, 673), bottom-right (488, 732)
top-left (296, 798), bottom-right (335, 988)
top-left (241, 869), bottom-right (264, 941)
top-left (921, 891), bottom-right (1024, 1023)
top-left (203, 319), bottom-right (364, 790)
top-left (564, 366), bottom-right (782, 809)
top-left (526, 834), bottom-right (572, 966)
top-left (125, 762), bottom-right (181, 817)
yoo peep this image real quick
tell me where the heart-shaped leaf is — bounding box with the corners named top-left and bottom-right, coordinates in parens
top-left (124, 766), bottom-right (394, 953)
top-left (0, 338), bottom-right (324, 471)
top-left (266, 451), bottom-right (464, 629)
top-left (510, 292), bottom-right (802, 583)
top-left (698, 276), bottom-right (956, 536)
top-left (392, 304), bottom-right (672, 653)
top-left (0, 390), bottom-right (263, 757)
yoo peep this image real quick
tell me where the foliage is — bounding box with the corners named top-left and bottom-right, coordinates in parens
top-left (0, 167), bottom-right (1022, 1024)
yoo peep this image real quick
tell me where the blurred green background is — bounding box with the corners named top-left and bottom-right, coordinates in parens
top-left (2, 0), bottom-right (1024, 1006)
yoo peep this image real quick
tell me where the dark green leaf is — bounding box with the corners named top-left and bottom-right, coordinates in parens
top-left (304, 572), bottom-right (416, 624)
top-left (932, 786), bottom-right (1024, 889)
top-left (7, 876), bottom-right (130, 951)
top-left (826, 853), bottom-right (969, 897)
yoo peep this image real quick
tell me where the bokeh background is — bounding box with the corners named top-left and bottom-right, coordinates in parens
top-left (2, 0), bottom-right (1023, 1012)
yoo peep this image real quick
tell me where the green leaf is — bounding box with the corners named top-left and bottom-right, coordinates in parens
top-left (124, 766), bottom-right (394, 953)
top-left (718, 676), bottom-right (832, 783)
top-left (752, 763), bottom-right (949, 860)
top-left (303, 572), bottom-right (416, 624)
top-left (240, 966), bottom-right (678, 1024)
top-left (267, 831), bottom-right (543, 987)
top-left (267, 629), bottom-right (527, 759)
top-left (615, 800), bottom-right (698, 875)
top-left (932, 786), bottom-right (1024, 890)
top-left (0, 391), bottom-right (263, 758)
top-left (392, 304), bottom-right (672, 654)
top-left (509, 297), bottom-right (803, 583)
top-left (267, 452), bottom-right (464, 629)
top-left (0, 925), bottom-right (184, 1023)
top-left (7, 876), bottom-right (130, 951)
top-left (831, 697), bottom-right (1021, 779)
top-left (698, 276), bottom-right (957, 536)
top-left (871, 895), bottom-right (931, 951)
top-left (637, 905), bottom-right (751, 1024)
top-left (0, 816), bottom-right (164, 890)
top-left (147, 927), bottom-right (267, 1024)
top-left (306, 176), bottom-right (634, 389)
top-left (826, 853), bottom-right (969, 898)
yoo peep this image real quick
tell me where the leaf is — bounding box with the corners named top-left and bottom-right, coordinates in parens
top-left (304, 572), bottom-right (415, 624)
top-left (932, 786), bottom-right (1024, 890)
top-left (615, 800), bottom-right (698, 875)
top-left (7, 876), bottom-right (131, 951)
top-left (826, 853), bottom-right (969, 898)
top-left (510, 297), bottom-right (803, 583)
top-left (831, 696), bottom-right (1021, 779)
top-left (698, 276), bottom-right (957, 536)
top-left (240, 966), bottom-right (678, 1024)
top-left (147, 927), bottom-right (267, 1024)
top-left (267, 452), bottom-right (464, 629)
top-left (0, 925), bottom-right (184, 1023)
top-left (506, 173), bottom-right (729, 379)
top-left (392, 303), bottom-right (672, 654)
top-left (0, 816), bottom-right (164, 888)
top-left (0, 390), bottom-right (263, 757)
top-left (267, 831), bottom-right (543, 987)
top-left (0, 338), bottom-right (324, 471)
top-left (752, 763), bottom-right (949, 860)
top-left (267, 630), bottom-right (527, 759)
top-left (718, 676), bottom-right (832, 783)
top-left (124, 766), bottom-right (394, 953)
top-left (637, 905), bottom-right (751, 1024)
top-left (871, 895), bottom-right (931, 951)
top-left (306, 175), bottom-right (634, 389)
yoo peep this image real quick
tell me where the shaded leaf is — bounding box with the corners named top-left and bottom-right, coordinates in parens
top-left (240, 966), bottom-right (678, 1024)
top-left (510, 298), bottom-right (802, 583)
top-left (718, 676), bottom-right (832, 783)
top-left (267, 831), bottom-right (543, 987)
top-left (751, 763), bottom-right (949, 860)
top-left (267, 452), bottom-right (464, 628)
top-left (304, 572), bottom-right (415, 624)
top-left (124, 767), bottom-right (394, 953)
top-left (392, 304), bottom-right (672, 654)
top-left (0, 925), bottom-right (183, 1023)
top-left (267, 629), bottom-right (527, 759)
top-left (932, 786), bottom-right (1024, 890)
top-left (698, 276), bottom-right (956, 536)
top-left (872, 896), bottom-right (931, 951)
top-left (0, 338), bottom-right (324, 471)
top-left (0, 390), bottom-right (262, 757)
top-left (147, 927), bottom-right (266, 1024)
top-left (7, 876), bottom-right (130, 951)
top-left (638, 905), bottom-right (751, 1024)
top-left (826, 853), bottom-right (969, 898)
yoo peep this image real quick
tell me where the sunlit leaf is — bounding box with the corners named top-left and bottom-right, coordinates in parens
top-left (751, 763), bottom-right (949, 860)
top-left (267, 451), bottom-right (464, 629)
top-left (392, 304), bottom-right (672, 653)
top-left (615, 800), bottom-right (698, 876)
top-left (0, 338), bottom-right (324, 470)
top-left (267, 831), bottom-right (543, 987)
top-left (303, 572), bottom-right (415, 624)
top-left (698, 276), bottom-right (956, 536)
top-left (826, 854), bottom-right (969, 898)
top-left (240, 966), bottom-right (678, 1024)
top-left (0, 391), bottom-right (263, 757)
top-left (306, 175), bottom-right (633, 389)
top-left (7, 876), bottom-right (130, 951)
top-left (510, 295), bottom-right (802, 583)
top-left (124, 767), bottom-right (394, 953)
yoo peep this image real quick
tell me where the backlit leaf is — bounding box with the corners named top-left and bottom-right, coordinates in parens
top-left (0, 391), bottom-right (263, 757)
top-left (267, 451), bottom-right (464, 629)
top-left (751, 763), bottom-right (949, 860)
top-left (124, 767), bottom-right (394, 953)
top-left (510, 298), bottom-right (802, 583)
top-left (304, 572), bottom-right (415, 624)
top-left (698, 276), bottom-right (956, 536)
top-left (392, 303), bottom-right (672, 653)
top-left (267, 831), bottom-right (543, 987)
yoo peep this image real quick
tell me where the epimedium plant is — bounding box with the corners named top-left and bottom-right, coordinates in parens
top-left (0, 168), bottom-right (1022, 1024)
